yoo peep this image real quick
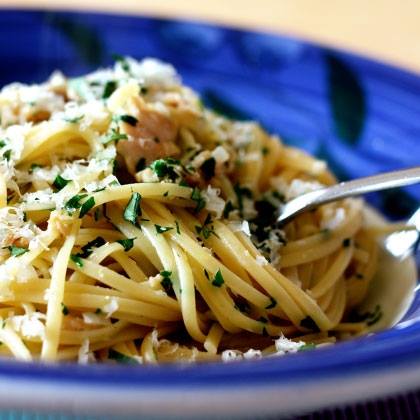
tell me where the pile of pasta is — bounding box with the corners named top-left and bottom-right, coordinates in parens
top-left (0, 57), bottom-right (380, 364)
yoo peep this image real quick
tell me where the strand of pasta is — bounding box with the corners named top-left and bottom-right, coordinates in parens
top-left (41, 218), bottom-right (80, 360)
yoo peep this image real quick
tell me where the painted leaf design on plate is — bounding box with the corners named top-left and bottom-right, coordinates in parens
top-left (201, 90), bottom-right (251, 121)
top-left (326, 53), bottom-right (366, 144)
top-left (47, 14), bottom-right (103, 65)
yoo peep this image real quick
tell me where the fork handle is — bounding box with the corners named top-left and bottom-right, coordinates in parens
top-left (277, 166), bottom-right (420, 225)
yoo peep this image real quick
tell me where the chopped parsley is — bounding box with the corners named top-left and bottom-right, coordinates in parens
top-left (29, 163), bottom-right (42, 173)
top-left (53, 174), bottom-right (70, 191)
top-left (70, 254), bottom-right (84, 267)
top-left (265, 297), bottom-right (277, 310)
top-left (223, 200), bottom-right (235, 219)
top-left (61, 303), bottom-right (69, 315)
top-left (212, 269), bottom-right (224, 287)
top-left (155, 225), bottom-right (173, 234)
top-left (108, 349), bottom-right (138, 364)
top-left (160, 271), bottom-right (173, 294)
top-left (299, 343), bottom-right (316, 352)
top-left (64, 194), bottom-right (88, 214)
top-left (120, 114), bottom-right (138, 126)
top-left (140, 85), bottom-right (148, 95)
top-left (75, 237), bottom-right (106, 259)
top-left (8, 246), bottom-right (29, 257)
top-left (195, 214), bottom-right (217, 239)
top-left (204, 269), bottom-right (210, 281)
top-left (135, 157), bottom-right (146, 172)
top-left (175, 220), bottom-right (181, 235)
top-left (200, 157), bottom-right (216, 181)
top-left (95, 308), bottom-right (103, 315)
top-left (117, 237), bottom-right (136, 251)
top-left (349, 304), bottom-right (383, 326)
top-left (258, 317), bottom-right (268, 324)
top-left (150, 158), bottom-right (180, 180)
top-left (3, 150), bottom-right (11, 161)
top-left (79, 197), bottom-right (95, 218)
top-left (191, 187), bottom-right (206, 213)
top-left (299, 316), bottom-right (320, 332)
top-left (102, 80), bottom-right (117, 99)
top-left (233, 184), bottom-right (253, 213)
top-left (113, 54), bottom-right (131, 72)
top-left (123, 192), bottom-right (142, 225)
top-left (261, 146), bottom-right (269, 156)
top-left (101, 129), bottom-right (128, 145)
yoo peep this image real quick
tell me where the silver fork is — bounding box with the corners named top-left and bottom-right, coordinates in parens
top-left (277, 166), bottom-right (420, 257)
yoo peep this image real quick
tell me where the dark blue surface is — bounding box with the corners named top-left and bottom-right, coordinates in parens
top-left (0, 9), bottom-right (418, 392)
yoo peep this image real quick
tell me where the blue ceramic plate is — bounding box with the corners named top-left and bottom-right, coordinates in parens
top-left (0, 9), bottom-right (419, 418)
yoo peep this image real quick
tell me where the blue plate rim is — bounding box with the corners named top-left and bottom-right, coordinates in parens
top-left (0, 7), bottom-right (418, 392)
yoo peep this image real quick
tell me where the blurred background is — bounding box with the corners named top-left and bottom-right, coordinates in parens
top-left (5, 0), bottom-right (420, 73)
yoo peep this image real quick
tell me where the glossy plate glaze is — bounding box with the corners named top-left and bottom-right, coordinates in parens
top-left (0, 9), bottom-right (418, 418)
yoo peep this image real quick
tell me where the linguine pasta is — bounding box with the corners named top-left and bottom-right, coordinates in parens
top-left (0, 57), bottom-right (383, 364)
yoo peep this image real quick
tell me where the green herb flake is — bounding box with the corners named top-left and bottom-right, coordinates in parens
top-left (117, 237), bottom-right (136, 252)
top-left (160, 271), bottom-right (173, 294)
top-left (61, 303), bottom-right (69, 316)
top-left (108, 349), bottom-right (138, 365)
top-left (29, 163), bottom-right (42, 173)
top-left (102, 80), bottom-right (117, 99)
top-left (64, 194), bottom-right (88, 214)
top-left (8, 246), bottom-right (29, 257)
top-left (120, 114), bottom-right (138, 126)
top-left (123, 192), bottom-right (142, 225)
top-left (234, 184), bottom-right (253, 213)
top-left (95, 308), bottom-right (103, 315)
top-left (258, 317), bottom-right (268, 324)
top-left (191, 187), bottom-right (206, 213)
top-left (261, 146), bottom-right (269, 156)
top-left (200, 157), bottom-right (216, 181)
top-left (112, 54), bottom-right (131, 72)
top-left (79, 196), bottom-right (95, 218)
top-left (299, 343), bottom-right (316, 352)
top-left (3, 150), bottom-right (11, 161)
top-left (70, 254), bottom-right (84, 267)
top-left (212, 269), bottom-right (224, 287)
top-left (76, 237), bottom-right (106, 259)
top-left (101, 130), bottom-right (128, 145)
top-left (150, 158), bottom-right (180, 180)
top-left (140, 85), bottom-right (148, 95)
top-left (223, 201), bottom-right (234, 219)
top-left (265, 297), bottom-right (277, 310)
top-left (155, 224), bottom-right (173, 234)
top-left (299, 316), bottom-right (320, 332)
top-left (53, 174), bottom-right (70, 191)
top-left (175, 220), bottom-right (181, 235)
